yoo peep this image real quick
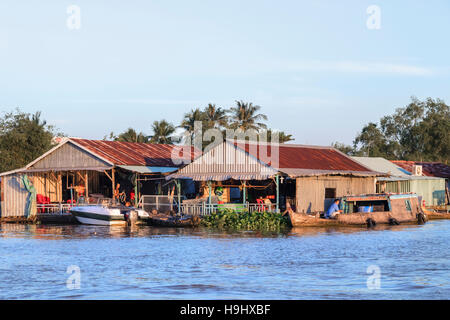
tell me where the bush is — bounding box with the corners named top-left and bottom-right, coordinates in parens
top-left (201, 208), bottom-right (289, 231)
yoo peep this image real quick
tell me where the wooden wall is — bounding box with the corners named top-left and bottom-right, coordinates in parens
top-left (296, 176), bottom-right (376, 213)
top-left (30, 143), bottom-right (110, 170)
top-left (0, 170), bottom-right (104, 217)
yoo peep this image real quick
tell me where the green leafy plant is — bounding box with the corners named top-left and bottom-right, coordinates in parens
top-left (201, 208), bottom-right (289, 231)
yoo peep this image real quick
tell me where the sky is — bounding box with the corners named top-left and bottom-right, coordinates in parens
top-left (0, 0), bottom-right (449, 146)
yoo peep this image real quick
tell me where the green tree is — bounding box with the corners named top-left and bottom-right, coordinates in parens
top-left (332, 142), bottom-right (355, 155)
top-left (150, 120), bottom-right (178, 144)
top-left (352, 97), bottom-right (449, 162)
top-left (353, 122), bottom-right (389, 157)
top-left (203, 104), bottom-right (228, 129)
top-left (228, 100), bottom-right (268, 131)
top-left (259, 129), bottom-right (295, 143)
top-left (179, 108), bottom-right (206, 143)
top-left (0, 110), bottom-right (56, 172)
top-left (115, 128), bottom-right (149, 143)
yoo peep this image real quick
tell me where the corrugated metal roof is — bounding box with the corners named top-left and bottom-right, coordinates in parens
top-left (117, 165), bottom-right (179, 174)
top-left (71, 139), bottom-right (199, 167)
top-left (391, 160), bottom-right (450, 179)
top-left (168, 140), bottom-right (383, 180)
top-left (351, 157), bottom-right (411, 177)
top-left (233, 141), bottom-right (376, 173)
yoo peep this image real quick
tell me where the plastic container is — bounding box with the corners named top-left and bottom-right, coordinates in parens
top-left (358, 206), bottom-right (373, 213)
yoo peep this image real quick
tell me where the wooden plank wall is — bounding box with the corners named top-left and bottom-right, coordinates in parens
top-left (30, 142), bottom-right (110, 170)
top-left (296, 176), bottom-right (376, 213)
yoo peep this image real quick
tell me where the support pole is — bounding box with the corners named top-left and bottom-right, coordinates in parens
top-left (242, 181), bottom-right (246, 206)
top-left (111, 168), bottom-right (116, 205)
top-left (177, 180), bottom-right (181, 214)
top-left (208, 181), bottom-right (212, 205)
top-left (134, 174), bottom-right (139, 207)
top-left (276, 175), bottom-right (280, 213)
top-left (85, 171), bottom-right (89, 199)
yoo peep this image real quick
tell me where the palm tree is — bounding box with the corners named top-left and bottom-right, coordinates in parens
top-left (203, 104), bottom-right (228, 129)
top-left (116, 128), bottom-right (149, 143)
top-left (228, 100), bottom-right (268, 131)
top-left (179, 108), bottom-right (205, 142)
top-left (150, 120), bottom-right (177, 144)
top-left (263, 129), bottom-right (295, 143)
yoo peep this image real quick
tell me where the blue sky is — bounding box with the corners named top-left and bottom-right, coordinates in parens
top-left (0, 0), bottom-right (449, 145)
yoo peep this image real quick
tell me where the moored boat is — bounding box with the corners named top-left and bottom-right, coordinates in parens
top-left (70, 199), bottom-right (149, 226)
top-left (148, 213), bottom-right (201, 228)
top-left (289, 193), bottom-right (427, 227)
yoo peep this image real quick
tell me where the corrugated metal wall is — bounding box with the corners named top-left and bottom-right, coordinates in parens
top-left (378, 180), bottom-right (411, 194)
top-left (410, 178), bottom-right (446, 206)
top-left (377, 178), bottom-right (446, 206)
top-left (0, 174), bottom-right (32, 217)
top-left (177, 141), bottom-right (277, 177)
top-left (296, 176), bottom-right (376, 213)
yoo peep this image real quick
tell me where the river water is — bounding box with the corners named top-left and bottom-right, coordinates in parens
top-left (0, 220), bottom-right (449, 299)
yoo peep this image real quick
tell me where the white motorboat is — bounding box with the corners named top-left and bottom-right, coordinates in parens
top-left (70, 199), bottom-right (149, 226)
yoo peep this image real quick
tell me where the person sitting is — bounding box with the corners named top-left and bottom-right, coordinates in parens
top-left (325, 199), bottom-right (342, 219)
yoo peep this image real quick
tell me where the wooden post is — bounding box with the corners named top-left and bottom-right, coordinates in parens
top-left (134, 173), bottom-right (139, 207)
top-left (276, 175), bottom-right (280, 213)
top-left (208, 181), bottom-right (212, 207)
top-left (85, 171), bottom-right (89, 199)
top-left (111, 168), bottom-right (116, 204)
top-left (177, 180), bottom-right (181, 214)
top-left (242, 181), bottom-right (246, 206)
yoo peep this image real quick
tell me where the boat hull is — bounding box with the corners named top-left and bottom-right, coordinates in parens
top-left (288, 211), bottom-right (419, 227)
top-left (289, 193), bottom-right (425, 227)
top-left (71, 206), bottom-right (149, 226)
top-left (148, 214), bottom-right (201, 228)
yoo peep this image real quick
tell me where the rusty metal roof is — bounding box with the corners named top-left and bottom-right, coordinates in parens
top-left (391, 160), bottom-right (450, 179)
top-left (233, 141), bottom-right (375, 172)
top-left (71, 139), bottom-right (199, 167)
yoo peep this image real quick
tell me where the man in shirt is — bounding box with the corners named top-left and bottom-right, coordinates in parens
top-left (325, 199), bottom-right (342, 219)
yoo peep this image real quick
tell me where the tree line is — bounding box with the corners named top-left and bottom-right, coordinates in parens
top-left (332, 97), bottom-right (450, 163)
top-left (105, 100), bottom-right (294, 147)
top-left (1, 97), bottom-right (448, 173)
top-left (0, 101), bottom-right (293, 172)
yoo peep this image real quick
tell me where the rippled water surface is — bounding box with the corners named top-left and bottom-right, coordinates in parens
top-left (1, 220), bottom-right (449, 299)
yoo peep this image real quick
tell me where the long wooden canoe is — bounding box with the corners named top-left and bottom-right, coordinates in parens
top-left (288, 193), bottom-right (426, 227)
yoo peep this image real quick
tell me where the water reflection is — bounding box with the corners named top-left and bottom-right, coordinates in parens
top-left (0, 222), bottom-right (427, 240)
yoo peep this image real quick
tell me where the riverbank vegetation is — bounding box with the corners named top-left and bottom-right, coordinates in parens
top-left (333, 97), bottom-right (450, 163)
top-left (1, 96), bottom-right (448, 173)
top-left (201, 209), bottom-right (290, 231)
top-left (0, 110), bottom-right (59, 172)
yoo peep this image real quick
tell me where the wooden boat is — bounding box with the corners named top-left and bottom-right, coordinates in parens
top-left (288, 193), bottom-right (427, 227)
top-left (148, 213), bottom-right (201, 228)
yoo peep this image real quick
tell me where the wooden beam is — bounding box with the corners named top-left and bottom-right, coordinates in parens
top-left (104, 170), bottom-right (112, 182)
top-left (77, 171), bottom-right (86, 183)
top-left (85, 172), bottom-right (89, 198)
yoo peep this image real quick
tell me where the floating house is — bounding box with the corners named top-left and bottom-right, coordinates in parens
top-left (168, 140), bottom-right (383, 214)
top-left (0, 138), bottom-right (198, 218)
top-left (391, 160), bottom-right (450, 205)
top-left (352, 157), bottom-right (447, 206)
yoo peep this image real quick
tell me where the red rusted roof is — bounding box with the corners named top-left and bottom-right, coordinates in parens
top-left (71, 139), bottom-right (200, 167)
top-left (391, 161), bottom-right (450, 179)
top-left (233, 141), bottom-right (373, 172)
